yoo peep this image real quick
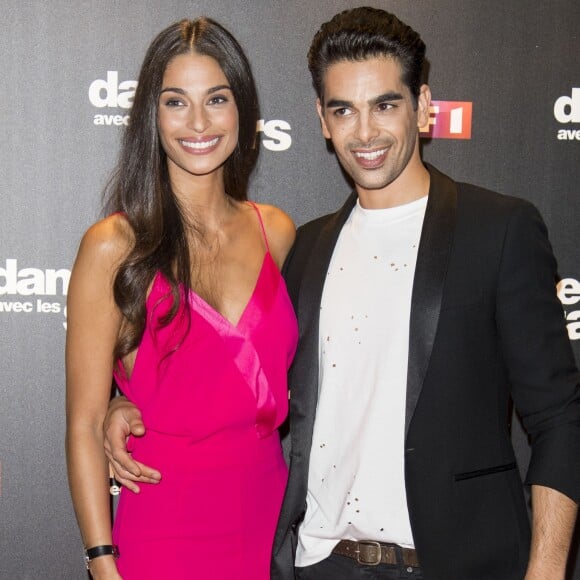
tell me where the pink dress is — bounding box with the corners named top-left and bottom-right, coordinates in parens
top-left (112, 204), bottom-right (298, 579)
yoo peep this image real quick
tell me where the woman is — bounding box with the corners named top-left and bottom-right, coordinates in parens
top-left (66, 17), bottom-right (297, 579)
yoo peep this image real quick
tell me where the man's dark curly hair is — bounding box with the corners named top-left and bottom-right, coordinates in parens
top-left (308, 6), bottom-right (426, 109)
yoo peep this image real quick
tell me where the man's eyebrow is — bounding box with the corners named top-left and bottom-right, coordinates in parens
top-left (370, 91), bottom-right (404, 106)
top-left (325, 92), bottom-right (405, 109)
top-left (325, 98), bottom-right (353, 109)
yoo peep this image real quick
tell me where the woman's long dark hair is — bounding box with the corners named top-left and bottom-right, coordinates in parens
top-left (104, 17), bottom-right (260, 359)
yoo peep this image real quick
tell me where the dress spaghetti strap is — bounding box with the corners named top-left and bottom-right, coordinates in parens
top-left (246, 201), bottom-right (270, 253)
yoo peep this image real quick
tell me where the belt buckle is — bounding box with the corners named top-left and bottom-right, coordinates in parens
top-left (356, 540), bottom-right (382, 566)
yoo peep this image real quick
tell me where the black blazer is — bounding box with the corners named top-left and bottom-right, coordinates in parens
top-left (272, 164), bottom-right (580, 580)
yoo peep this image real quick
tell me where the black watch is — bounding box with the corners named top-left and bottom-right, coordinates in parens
top-left (84, 545), bottom-right (119, 569)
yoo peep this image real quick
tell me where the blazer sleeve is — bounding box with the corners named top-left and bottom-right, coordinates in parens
top-left (495, 200), bottom-right (580, 502)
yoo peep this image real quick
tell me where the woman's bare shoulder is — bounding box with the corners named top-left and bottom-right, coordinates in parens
top-left (77, 214), bottom-right (134, 268)
top-left (83, 213), bottom-right (133, 245)
top-left (253, 203), bottom-right (296, 268)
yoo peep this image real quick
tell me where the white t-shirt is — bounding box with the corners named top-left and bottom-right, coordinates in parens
top-left (296, 195), bottom-right (428, 567)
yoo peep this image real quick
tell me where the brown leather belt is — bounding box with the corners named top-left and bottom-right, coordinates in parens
top-left (333, 539), bottom-right (420, 567)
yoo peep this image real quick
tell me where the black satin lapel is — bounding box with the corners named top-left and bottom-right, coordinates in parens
top-left (290, 193), bottom-right (357, 456)
top-left (405, 165), bottom-right (457, 437)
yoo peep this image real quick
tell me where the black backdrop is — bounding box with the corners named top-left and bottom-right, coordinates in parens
top-left (1, 1), bottom-right (578, 577)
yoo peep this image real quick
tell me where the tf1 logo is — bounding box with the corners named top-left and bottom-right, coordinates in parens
top-left (420, 101), bottom-right (473, 140)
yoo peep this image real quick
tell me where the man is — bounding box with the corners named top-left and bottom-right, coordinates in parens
top-left (105, 7), bottom-right (580, 579)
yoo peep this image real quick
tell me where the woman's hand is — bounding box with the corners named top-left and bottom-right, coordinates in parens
top-left (87, 554), bottom-right (123, 579)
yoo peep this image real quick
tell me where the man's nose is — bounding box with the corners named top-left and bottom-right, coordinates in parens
top-left (355, 110), bottom-right (380, 143)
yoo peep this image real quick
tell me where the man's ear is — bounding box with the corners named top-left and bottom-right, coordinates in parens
top-left (416, 84), bottom-right (431, 130)
top-left (316, 98), bottom-right (332, 140)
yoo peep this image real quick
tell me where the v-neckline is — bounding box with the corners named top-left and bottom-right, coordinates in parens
top-left (187, 251), bottom-right (271, 330)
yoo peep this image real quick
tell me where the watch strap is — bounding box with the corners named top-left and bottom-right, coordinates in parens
top-left (84, 545), bottom-right (119, 569)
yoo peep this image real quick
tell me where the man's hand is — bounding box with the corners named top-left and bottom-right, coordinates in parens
top-left (103, 396), bottom-right (161, 493)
